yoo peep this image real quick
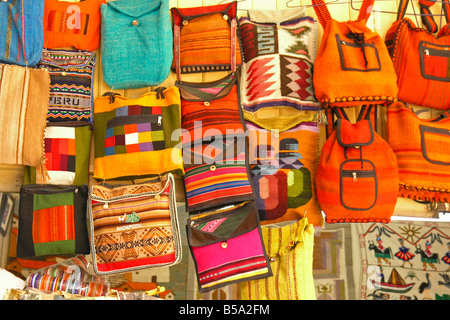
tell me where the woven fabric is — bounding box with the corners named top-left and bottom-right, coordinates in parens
top-left (38, 48), bottom-right (96, 123)
top-left (240, 218), bottom-right (316, 300)
top-left (89, 174), bottom-right (182, 275)
top-left (316, 117), bottom-right (399, 223)
top-left (0, 64), bottom-right (49, 167)
top-left (311, 0), bottom-right (398, 107)
top-left (93, 87), bottom-right (184, 181)
top-left (385, 0), bottom-right (450, 110)
top-left (187, 201), bottom-right (272, 293)
top-left (16, 184), bottom-right (90, 258)
top-left (0, 0), bottom-right (45, 67)
top-left (239, 8), bottom-right (320, 113)
top-left (101, 0), bottom-right (172, 89)
top-left (387, 101), bottom-right (450, 202)
top-left (244, 107), bottom-right (322, 227)
top-left (43, 0), bottom-right (106, 51)
top-left (24, 123), bottom-right (91, 186)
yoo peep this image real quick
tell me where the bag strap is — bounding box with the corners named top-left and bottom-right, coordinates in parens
top-left (312, 0), bottom-right (374, 29)
top-left (326, 105), bottom-right (377, 137)
top-left (397, 0), bottom-right (450, 34)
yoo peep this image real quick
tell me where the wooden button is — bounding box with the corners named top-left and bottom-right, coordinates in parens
top-left (154, 194), bottom-right (161, 201)
top-left (61, 71), bottom-right (67, 76)
top-left (182, 20), bottom-right (188, 25)
top-left (204, 101), bottom-right (210, 106)
top-left (132, 20), bottom-right (139, 26)
top-left (210, 165), bottom-right (216, 171)
top-left (103, 203), bottom-right (109, 209)
top-left (223, 14), bottom-right (229, 20)
top-left (221, 242), bottom-right (227, 249)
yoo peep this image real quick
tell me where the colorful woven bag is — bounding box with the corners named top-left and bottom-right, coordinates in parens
top-left (315, 109), bottom-right (399, 223)
top-left (312, 0), bottom-right (398, 107)
top-left (240, 217), bottom-right (316, 300)
top-left (0, 0), bottom-right (45, 67)
top-left (385, 0), bottom-right (450, 110)
top-left (238, 8), bottom-right (320, 113)
top-left (387, 101), bottom-right (450, 202)
top-left (100, 0), bottom-right (172, 89)
top-left (24, 122), bottom-right (91, 186)
top-left (0, 63), bottom-right (49, 167)
top-left (171, 1), bottom-right (242, 77)
top-left (43, 0), bottom-right (106, 51)
top-left (88, 173), bottom-right (182, 275)
top-left (93, 87), bottom-right (184, 181)
top-left (187, 201), bottom-right (272, 293)
top-left (244, 107), bottom-right (323, 227)
top-left (16, 184), bottom-right (90, 258)
top-left (38, 48), bottom-right (96, 124)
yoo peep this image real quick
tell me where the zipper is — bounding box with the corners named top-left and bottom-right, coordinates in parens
top-left (422, 43), bottom-right (450, 58)
top-left (106, 114), bottom-right (163, 128)
top-left (342, 170), bottom-right (375, 182)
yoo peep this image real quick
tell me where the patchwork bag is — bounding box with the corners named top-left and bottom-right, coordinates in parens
top-left (240, 218), bottom-right (316, 300)
top-left (93, 87), bottom-right (184, 181)
top-left (100, 0), bottom-right (172, 89)
top-left (387, 101), bottom-right (450, 202)
top-left (24, 122), bottom-right (92, 186)
top-left (187, 201), bottom-right (272, 293)
top-left (43, 0), bottom-right (106, 51)
top-left (315, 109), bottom-right (399, 223)
top-left (171, 1), bottom-right (242, 77)
top-left (88, 173), bottom-right (182, 275)
top-left (0, 63), bottom-right (50, 167)
top-left (239, 8), bottom-right (320, 113)
top-left (312, 0), bottom-right (398, 107)
top-left (16, 184), bottom-right (90, 258)
top-left (385, 0), bottom-right (450, 110)
top-left (38, 48), bottom-right (96, 123)
top-left (0, 0), bottom-right (45, 67)
top-left (244, 107), bottom-right (322, 227)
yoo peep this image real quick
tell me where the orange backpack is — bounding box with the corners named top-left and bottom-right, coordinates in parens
top-left (315, 109), bottom-right (399, 223)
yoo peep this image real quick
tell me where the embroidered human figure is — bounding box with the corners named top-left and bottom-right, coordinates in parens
top-left (395, 238), bottom-right (415, 267)
top-left (376, 235), bottom-right (384, 250)
top-left (425, 241), bottom-right (432, 257)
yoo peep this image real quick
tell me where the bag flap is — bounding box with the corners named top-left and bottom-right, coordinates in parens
top-left (20, 184), bottom-right (87, 196)
top-left (176, 72), bottom-right (237, 102)
top-left (187, 201), bottom-right (259, 247)
top-left (39, 49), bottom-right (96, 70)
top-left (336, 119), bottom-right (374, 147)
top-left (107, 0), bottom-right (162, 18)
top-left (171, 1), bottom-right (237, 25)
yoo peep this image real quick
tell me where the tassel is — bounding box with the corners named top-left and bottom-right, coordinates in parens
top-left (36, 158), bottom-right (50, 184)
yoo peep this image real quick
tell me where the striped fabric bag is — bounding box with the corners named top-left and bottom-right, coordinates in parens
top-left (38, 48), bottom-right (96, 123)
top-left (187, 201), bottom-right (272, 293)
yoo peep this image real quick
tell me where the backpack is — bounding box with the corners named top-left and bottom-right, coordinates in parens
top-left (315, 108), bottom-right (399, 223)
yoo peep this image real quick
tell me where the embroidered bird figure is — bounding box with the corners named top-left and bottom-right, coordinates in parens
top-left (438, 273), bottom-right (450, 289)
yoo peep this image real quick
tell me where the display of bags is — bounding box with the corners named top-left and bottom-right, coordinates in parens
top-left (171, 1), bottom-right (242, 77)
top-left (100, 0), bottom-right (172, 89)
top-left (88, 173), bottom-right (182, 275)
top-left (239, 8), bottom-right (320, 113)
top-left (387, 101), bottom-right (450, 202)
top-left (38, 48), bottom-right (96, 123)
top-left (24, 122), bottom-right (92, 186)
top-left (187, 201), bottom-right (272, 293)
top-left (16, 184), bottom-right (90, 258)
top-left (43, 0), bottom-right (106, 51)
top-left (240, 217), bottom-right (316, 300)
top-left (311, 0), bottom-right (398, 107)
top-left (92, 87), bottom-right (184, 181)
top-left (0, 63), bottom-right (50, 167)
top-left (0, 0), bottom-right (45, 67)
top-left (315, 108), bottom-right (399, 223)
top-left (385, 0), bottom-right (450, 110)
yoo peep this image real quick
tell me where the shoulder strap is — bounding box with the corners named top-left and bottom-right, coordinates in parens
top-left (401, 0), bottom-right (450, 34)
top-left (312, 0), bottom-right (375, 29)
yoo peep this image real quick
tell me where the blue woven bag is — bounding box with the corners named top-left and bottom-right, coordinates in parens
top-left (0, 0), bottom-right (44, 67)
top-left (101, 0), bottom-right (173, 89)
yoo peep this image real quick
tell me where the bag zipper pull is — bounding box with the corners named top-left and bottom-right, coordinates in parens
top-left (158, 116), bottom-right (162, 126)
top-left (425, 49), bottom-right (429, 57)
top-left (353, 172), bottom-right (357, 182)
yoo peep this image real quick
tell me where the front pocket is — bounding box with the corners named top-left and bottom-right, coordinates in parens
top-left (420, 125), bottom-right (450, 165)
top-left (336, 34), bottom-right (381, 72)
top-left (419, 41), bottom-right (450, 82)
top-left (104, 114), bottom-right (165, 155)
top-left (340, 159), bottom-right (377, 210)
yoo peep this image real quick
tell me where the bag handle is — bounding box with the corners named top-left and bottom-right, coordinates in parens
top-left (311, 0), bottom-right (375, 29)
top-left (326, 105), bottom-right (377, 137)
top-left (397, 0), bottom-right (450, 34)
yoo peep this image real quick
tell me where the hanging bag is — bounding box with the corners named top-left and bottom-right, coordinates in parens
top-left (0, 0), bottom-right (45, 67)
top-left (385, 0), bottom-right (450, 110)
top-left (386, 101), bottom-right (450, 202)
top-left (88, 173), bottom-right (182, 275)
top-left (312, 0), bottom-right (398, 107)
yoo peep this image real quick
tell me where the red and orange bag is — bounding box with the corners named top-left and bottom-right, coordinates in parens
top-left (312, 0), bottom-right (398, 108)
top-left (315, 108), bottom-right (399, 223)
top-left (385, 0), bottom-right (450, 110)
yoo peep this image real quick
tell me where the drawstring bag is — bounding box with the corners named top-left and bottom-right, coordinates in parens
top-left (240, 218), bottom-right (316, 300)
top-left (100, 0), bottom-right (172, 89)
top-left (312, 0), bottom-right (398, 107)
top-left (0, 0), bottom-right (45, 67)
top-left (315, 108), bottom-right (399, 223)
top-left (385, 0), bottom-right (450, 110)
top-left (387, 101), bottom-right (450, 202)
